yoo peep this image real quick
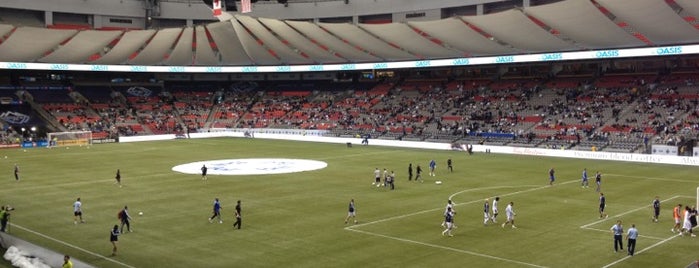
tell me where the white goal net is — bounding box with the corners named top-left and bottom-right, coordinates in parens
top-left (47, 131), bottom-right (92, 147)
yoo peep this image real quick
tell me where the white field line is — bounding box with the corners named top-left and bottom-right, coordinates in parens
top-left (580, 196), bottom-right (680, 229)
top-left (605, 174), bottom-right (698, 184)
top-left (345, 227), bottom-right (548, 268)
top-left (348, 180), bottom-right (577, 230)
top-left (600, 234), bottom-right (680, 268)
top-left (582, 227), bottom-right (665, 241)
top-left (10, 223), bottom-right (136, 268)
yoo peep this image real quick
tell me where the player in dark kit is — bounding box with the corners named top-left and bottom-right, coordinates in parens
top-left (415, 165), bottom-right (423, 182)
top-left (110, 224), bottom-right (121, 256)
top-left (652, 196), bottom-right (660, 223)
top-left (233, 200), bottom-right (242, 229)
top-left (201, 165), bottom-right (208, 181)
top-left (548, 167), bottom-right (555, 186)
top-left (115, 169), bottom-right (121, 187)
top-left (599, 193), bottom-right (608, 219)
top-left (408, 163), bottom-right (413, 181)
top-left (447, 158), bottom-right (453, 172)
top-left (13, 164), bottom-right (19, 181)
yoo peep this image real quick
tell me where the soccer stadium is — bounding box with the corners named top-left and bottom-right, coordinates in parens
top-left (0, 0), bottom-right (698, 267)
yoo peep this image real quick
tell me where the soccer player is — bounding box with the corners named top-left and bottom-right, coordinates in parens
top-left (387, 171), bottom-right (395, 190)
top-left (201, 165), bottom-right (208, 181)
top-left (502, 202), bottom-right (516, 229)
top-left (110, 224), bottom-right (121, 256)
top-left (447, 158), bottom-right (453, 173)
top-left (429, 160), bottom-right (436, 177)
top-left (491, 197), bottom-right (500, 223)
top-left (407, 163), bottom-right (413, 181)
top-left (672, 203), bottom-right (682, 233)
top-left (651, 196), bottom-right (660, 223)
top-left (13, 164), bottom-right (19, 181)
top-left (681, 206), bottom-right (695, 237)
top-left (373, 168), bottom-right (381, 187)
top-left (233, 200), bottom-right (242, 229)
top-left (581, 168), bottom-right (589, 188)
top-left (115, 169), bottom-right (121, 187)
top-left (626, 224), bottom-right (638, 256)
top-left (483, 199), bottom-right (491, 226)
top-left (610, 220), bottom-right (624, 252)
top-left (548, 167), bottom-right (555, 186)
top-left (0, 206), bottom-right (8, 232)
top-left (415, 165), bottom-right (423, 183)
top-left (441, 207), bottom-right (454, 237)
top-left (345, 199), bottom-right (357, 224)
top-left (595, 171), bottom-right (602, 192)
top-left (441, 200), bottom-right (454, 227)
top-left (382, 168), bottom-right (388, 187)
top-left (119, 206), bottom-right (132, 233)
top-left (73, 198), bottom-right (84, 224)
top-left (599, 193), bottom-right (608, 219)
top-left (209, 198), bottom-right (223, 223)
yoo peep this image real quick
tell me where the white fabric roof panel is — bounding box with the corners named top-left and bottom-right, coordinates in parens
top-left (0, 27), bottom-right (76, 62)
top-left (39, 30), bottom-right (122, 64)
top-left (358, 23), bottom-right (461, 59)
top-left (235, 15), bottom-right (313, 65)
top-left (597, 0), bottom-right (699, 44)
top-left (525, 0), bottom-right (644, 49)
top-left (205, 22), bottom-right (251, 65)
top-left (462, 10), bottom-right (575, 53)
top-left (92, 30), bottom-right (156, 64)
top-left (407, 18), bottom-right (516, 56)
top-left (285, 20), bottom-right (380, 62)
top-left (258, 17), bottom-right (345, 64)
top-left (195, 25), bottom-right (221, 66)
top-left (229, 19), bottom-right (281, 65)
top-left (128, 28), bottom-right (182, 65)
top-left (165, 27), bottom-right (194, 66)
top-left (675, 0), bottom-right (699, 19)
top-left (319, 22), bottom-right (416, 61)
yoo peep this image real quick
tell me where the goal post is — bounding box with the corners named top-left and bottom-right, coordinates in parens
top-left (47, 131), bottom-right (92, 147)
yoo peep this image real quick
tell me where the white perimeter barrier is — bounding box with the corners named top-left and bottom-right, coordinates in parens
top-left (118, 129), bottom-right (699, 167)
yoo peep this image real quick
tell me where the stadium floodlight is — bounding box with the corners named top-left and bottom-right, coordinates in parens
top-left (47, 131), bottom-right (92, 148)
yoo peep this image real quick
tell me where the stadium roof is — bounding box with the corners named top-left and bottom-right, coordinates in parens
top-left (0, 0), bottom-right (697, 66)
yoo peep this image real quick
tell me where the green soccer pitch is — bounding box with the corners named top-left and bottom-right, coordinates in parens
top-left (0, 138), bottom-right (697, 268)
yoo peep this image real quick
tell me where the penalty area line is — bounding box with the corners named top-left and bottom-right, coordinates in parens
top-left (580, 196), bottom-right (680, 229)
top-left (9, 223), bottom-right (136, 268)
top-left (601, 234), bottom-right (680, 268)
top-left (345, 228), bottom-right (548, 268)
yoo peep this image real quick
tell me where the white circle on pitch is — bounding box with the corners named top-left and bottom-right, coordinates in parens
top-left (171, 158), bottom-right (327, 175)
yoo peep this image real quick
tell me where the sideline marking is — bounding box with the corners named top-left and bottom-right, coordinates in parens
top-left (582, 227), bottom-right (665, 241)
top-left (10, 224), bottom-right (136, 268)
top-left (345, 181), bottom-right (579, 267)
top-left (349, 180), bottom-right (577, 229)
top-left (606, 174), bottom-right (698, 184)
top-left (580, 196), bottom-right (680, 229)
top-left (600, 234), bottom-right (680, 268)
top-left (345, 228), bottom-right (547, 268)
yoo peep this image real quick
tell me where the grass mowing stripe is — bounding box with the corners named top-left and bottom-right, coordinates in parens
top-left (580, 196), bottom-right (680, 229)
top-left (601, 234), bottom-right (680, 268)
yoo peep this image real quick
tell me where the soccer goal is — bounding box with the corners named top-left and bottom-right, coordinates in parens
top-left (47, 131), bottom-right (92, 147)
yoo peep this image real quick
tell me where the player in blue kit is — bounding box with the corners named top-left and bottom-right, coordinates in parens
top-left (581, 168), bottom-right (589, 188)
top-left (209, 198), bottom-right (222, 223)
top-left (548, 167), bottom-right (555, 186)
top-left (429, 160), bottom-right (437, 177)
top-left (441, 207), bottom-right (454, 237)
top-left (345, 199), bottom-right (357, 224)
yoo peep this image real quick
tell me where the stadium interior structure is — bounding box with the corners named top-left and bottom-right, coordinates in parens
top-left (0, 0), bottom-right (697, 155)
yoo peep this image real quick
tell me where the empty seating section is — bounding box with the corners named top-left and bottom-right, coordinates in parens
top-left (12, 71), bottom-right (697, 152)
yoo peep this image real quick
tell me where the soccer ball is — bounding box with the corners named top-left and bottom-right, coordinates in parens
top-left (138, 211), bottom-right (143, 216)
top-left (435, 181), bottom-right (442, 185)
